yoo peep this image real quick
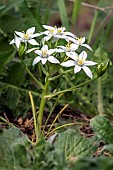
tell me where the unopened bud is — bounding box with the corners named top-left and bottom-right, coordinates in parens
top-left (18, 43), bottom-right (26, 58)
top-left (97, 59), bottom-right (110, 77)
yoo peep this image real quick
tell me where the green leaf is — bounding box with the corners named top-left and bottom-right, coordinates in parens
top-left (0, 127), bottom-right (31, 170)
top-left (71, 157), bottom-right (113, 170)
top-left (0, 50), bottom-right (15, 74)
top-left (54, 129), bottom-right (97, 159)
top-left (6, 88), bottom-right (19, 109)
top-left (90, 115), bottom-right (113, 143)
top-left (5, 62), bottom-right (25, 86)
top-left (57, 0), bottom-right (70, 29)
top-left (0, 5), bottom-right (6, 10)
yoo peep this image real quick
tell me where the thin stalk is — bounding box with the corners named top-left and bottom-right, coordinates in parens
top-left (0, 81), bottom-right (40, 96)
top-left (21, 59), bottom-right (44, 89)
top-left (88, 0), bottom-right (103, 44)
top-left (88, 11), bottom-right (98, 44)
top-left (49, 69), bottom-right (73, 81)
top-left (45, 121), bottom-right (88, 138)
top-left (29, 91), bottom-right (38, 143)
top-left (37, 73), bottom-right (50, 136)
top-left (97, 78), bottom-right (104, 115)
top-left (47, 104), bottom-right (69, 134)
top-left (42, 93), bottom-right (63, 134)
top-left (45, 77), bottom-right (98, 98)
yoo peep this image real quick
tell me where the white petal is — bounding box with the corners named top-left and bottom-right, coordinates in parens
top-left (26, 48), bottom-right (38, 54)
top-left (67, 36), bottom-right (77, 43)
top-left (82, 44), bottom-right (93, 51)
top-left (31, 33), bottom-right (42, 38)
top-left (74, 65), bottom-right (81, 73)
top-left (82, 66), bottom-right (93, 78)
top-left (41, 58), bottom-right (48, 65)
top-left (48, 49), bottom-right (56, 55)
top-left (43, 25), bottom-right (54, 30)
top-left (15, 36), bottom-right (21, 48)
top-left (84, 61), bottom-right (97, 66)
top-left (65, 31), bottom-right (76, 38)
top-left (41, 45), bottom-right (48, 51)
top-left (28, 39), bottom-right (39, 45)
top-left (35, 50), bottom-right (42, 56)
top-left (61, 60), bottom-right (75, 67)
top-left (15, 31), bottom-right (24, 38)
top-left (27, 27), bottom-right (35, 34)
top-left (33, 57), bottom-right (41, 66)
top-left (42, 30), bottom-right (50, 35)
top-left (67, 52), bottom-right (78, 61)
top-left (48, 56), bottom-right (59, 64)
top-left (9, 39), bottom-right (14, 45)
top-left (82, 37), bottom-right (85, 44)
top-left (44, 36), bottom-right (51, 41)
top-left (70, 43), bottom-right (79, 50)
top-left (56, 48), bottom-right (64, 53)
top-left (79, 51), bottom-right (87, 60)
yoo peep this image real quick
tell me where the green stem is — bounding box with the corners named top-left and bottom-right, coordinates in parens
top-left (29, 91), bottom-right (38, 143)
top-left (0, 81), bottom-right (40, 96)
top-left (88, 0), bottom-right (103, 44)
top-left (46, 77), bottom-right (98, 98)
top-left (42, 93), bottom-right (63, 134)
top-left (37, 73), bottom-right (50, 136)
top-left (72, 0), bottom-right (82, 24)
top-left (97, 78), bottom-right (104, 115)
top-left (21, 59), bottom-right (44, 89)
top-left (49, 69), bottom-right (73, 81)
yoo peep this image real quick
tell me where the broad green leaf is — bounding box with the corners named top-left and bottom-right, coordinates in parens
top-left (90, 115), bottom-right (113, 143)
top-left (54, 129), bottom-right (97, 159)
top-left (71, 157), bottom-right (113, 170)
top-left (0, 127), bottom-right (31, 170)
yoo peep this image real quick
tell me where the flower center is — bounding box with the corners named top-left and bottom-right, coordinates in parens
top-left (24, 33), bottom-right (29, 40)
top-left (42, 50), bottom-right (47, 57)
top-left (78, 56), bottom-right (85, 65)
top-left (66, 43), bottom-right (71, 52)
top-left (77, 37), bottom-right (83, 45)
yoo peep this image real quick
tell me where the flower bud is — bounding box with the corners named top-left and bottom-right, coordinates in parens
top-left (18, 43), bottom-right (26, 58)
top-left (97, 59), bottom-right (110, 77)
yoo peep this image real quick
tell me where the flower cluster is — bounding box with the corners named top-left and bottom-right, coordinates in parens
top-left (10, 25), bottom-right (97, 78)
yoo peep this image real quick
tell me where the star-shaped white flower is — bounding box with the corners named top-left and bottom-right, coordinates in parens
top-left (42, 25), bottom-right (57, 41)
top-left (33, 45), bottom-right (60, 65)
top-left (42, 25), bottom-right (76, 42)
top-left (73, 37), bottom-right (93, 51)
top-left (10, 27), bottom-right (40, 48)
top-left (56, 43), bottom-right (79, 56)
top-left (61, 51), bottom-right (97, 78)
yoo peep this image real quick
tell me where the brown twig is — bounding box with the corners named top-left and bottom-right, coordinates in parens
top-left (69, 0), bottom-right (113, 12)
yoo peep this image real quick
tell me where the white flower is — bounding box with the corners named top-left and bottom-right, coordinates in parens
top-left (56, 43), bottom-right (79, 56)
top-left (10, 35), bottom-right (21, 49)
top-left (10, 27), bottom-right (40, 48)
top-left (55, 27), bottom-right (76, 42)
top-left (61, 51), bottom-right (97, 78)
top-left (42, 25), bottom-right (57, 41)
top-left (73, 37), bottom-right (93, 51)
top-left (42, 25), bottom-right (76, 42)
top-left (33, 45), bottom-right (59, 65)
